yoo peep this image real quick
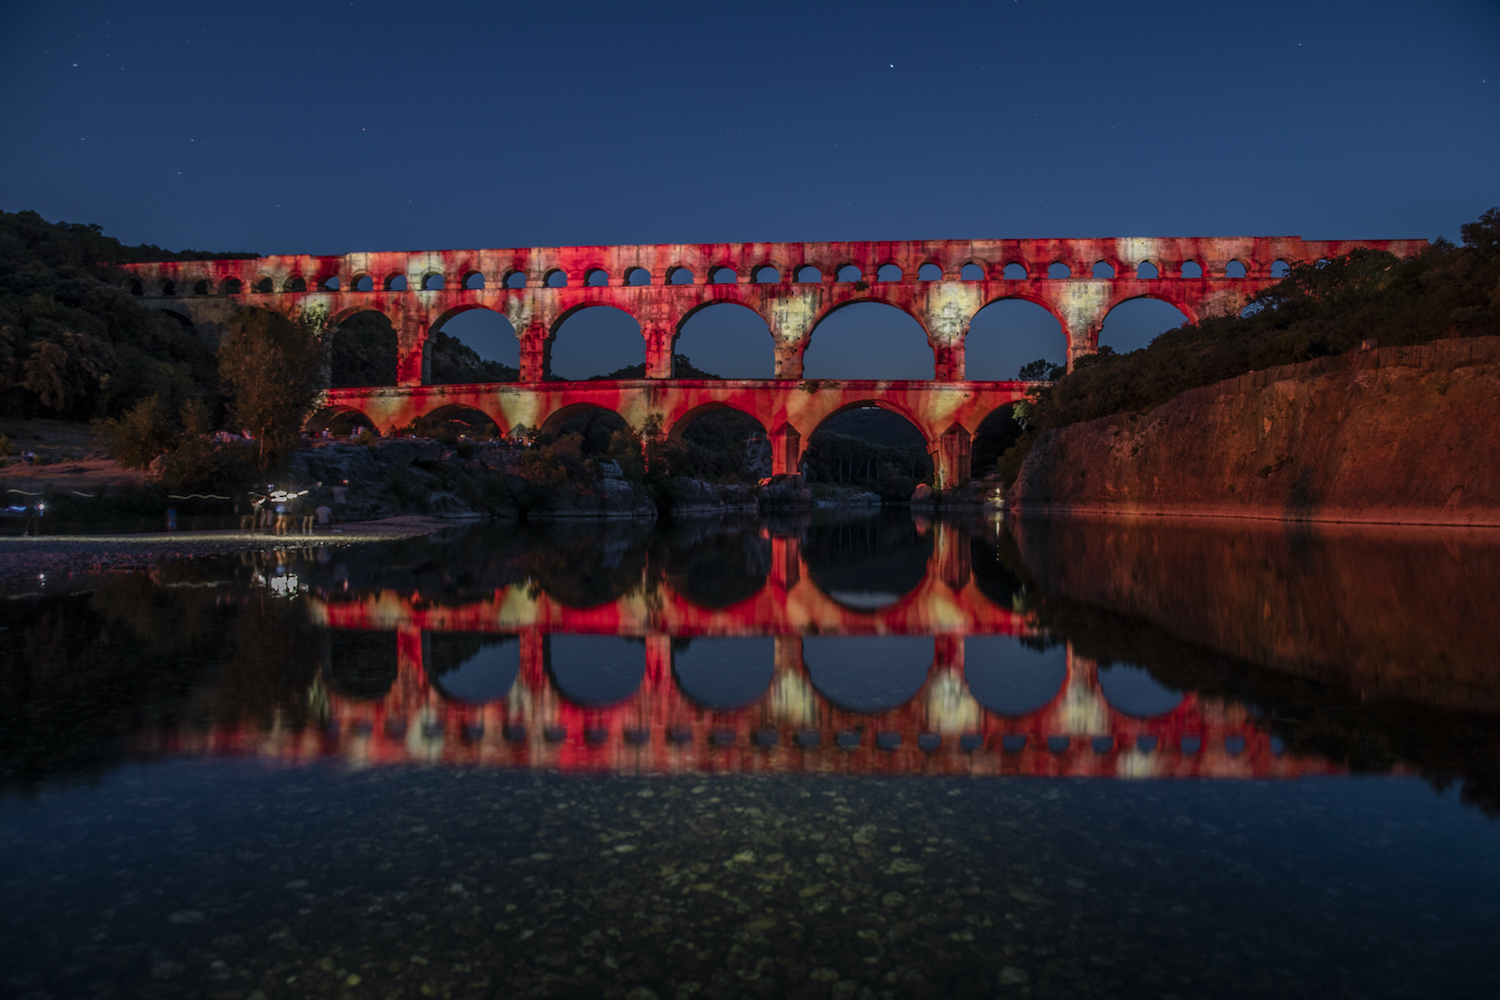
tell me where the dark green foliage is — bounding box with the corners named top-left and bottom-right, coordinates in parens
top-left (428, 328), bottom-right (519, 384)
top-left (92, 393), bottom-right (176, 469)
top-left (328, 312), bottom-right (397, 388)
top-left (0, 210), bottom-right (257, 419)
top-left (1027, 208), bottom-right (1500, 436)
top-left (1017, 358), bottom-right (1064, 381)
top-left (972, 405), bottom-right (1025, 474)
top-left (587, 353), bottom-right (722, 380)
top-left (803, 407), bottom-right (933, 499)
top-left (218, 309), bottom-right (323, 466)
top-left (675, 408), bottom-right (763, 482)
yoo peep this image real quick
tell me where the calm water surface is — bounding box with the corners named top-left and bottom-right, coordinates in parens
top-left (2, 512), bottom-right (1498, 1000)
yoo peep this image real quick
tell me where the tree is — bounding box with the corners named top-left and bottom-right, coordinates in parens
top-left (1017, 358), bottom-right (1064, 382)
top-left (218, 309), bottom-right (324, 466)
top-left (92, 393), bottom-right (175, 469)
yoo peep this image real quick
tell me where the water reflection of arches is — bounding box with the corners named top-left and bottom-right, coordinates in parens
top-left (426, 633), bottom-right (518, 705)
top-left (673, 637), bottom-right (775, 711)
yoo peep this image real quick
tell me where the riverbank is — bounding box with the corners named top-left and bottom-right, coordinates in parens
top-left (0, 515), bottom-right (452, 585)
top-left (1007, 337), bottom-right (1500, 526)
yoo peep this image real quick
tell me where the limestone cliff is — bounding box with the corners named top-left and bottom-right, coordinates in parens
top-left (1008, 337), bottom-right (1500, 525)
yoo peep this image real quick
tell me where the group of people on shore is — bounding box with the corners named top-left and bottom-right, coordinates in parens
top-left (239, 489), bottom-right (334, 535)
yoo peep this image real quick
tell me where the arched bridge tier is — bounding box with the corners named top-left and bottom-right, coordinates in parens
top-left (112, 234), bottom-right (1426, 378)
top-left (319, 378), bottom-right (1032, 486)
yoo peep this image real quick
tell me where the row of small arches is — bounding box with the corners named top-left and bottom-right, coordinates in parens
top-left (125, 259), bottom-right (1293, 297)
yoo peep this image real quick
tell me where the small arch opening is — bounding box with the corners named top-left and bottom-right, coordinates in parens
top-left (551, 305), bottom-right (644, 379)
top-left (193, 279), bottom-right (209, 295)
top-left (463, 271), bottom-right (486, 290)
top-left (675, 302), bottom-right (773, 378)
top-left (160, 280), bottom-right (176, 297)
top-left (836, 264), bottom-right (863, 282)
top-left (254, 277), bottom-right (274, 294)
top-left (960, 262), bottom-right (986, 281)
top-left (354, 275), bottom-right (374, 292)
top-left (505, 271), bottom-right (528, 289)
top-left (753, 265), bottom-right (781, 284)
top-left (586, 268), bottom-right (610, 288)
top-left (1047, 262), bottom-right (1072, 279)
top-left (1136, 262), bottom-right (1159, 279)
top-left (1002, 262), bottom-right (1028, 280)
top-left (222, 278), bottom-right (242, 295)
top-left (422, 273), bottom-right (445, 291)
top-left (1225, 260), bottom-right (1248, 278)
top-left (385, 274), bottom-right (408, 291)
top-left (545, 270), bottom-right (568, 288)
top-left (917, 263), bottom-right (943, 281)
top-left (711, 267), bottom-right (738, 285)
top-left (1091, 262), bottom-right (1115, 279)
top-left (286, 276), bottom-right (307, 293)
top-left (1181, 261), bottom-right (1203, 279)
top-left (876, 263), bottom-right (903, 282)
top-left (667, 267), bottom-right (695, 286)
top-left (1271, 259), bottom-right (1291, 278)
top-left (321, 275), bottom-right (341, 291)
top-left (795, 265), bottom-right (823, 283)
top-left (624, 267), bottom-right (651, 286)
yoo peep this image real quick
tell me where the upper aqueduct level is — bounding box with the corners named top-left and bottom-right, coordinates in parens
top-left (114, 235), bottom-right (1426, 383)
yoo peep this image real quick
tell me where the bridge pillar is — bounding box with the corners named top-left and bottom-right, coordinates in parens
top-left (935, 424), bottom-right (972, 489)
top-left (930, 522), bottom-right (972, 592)
top-left (395, 312), bottom-right (430, 387)
top-left (769, 423), bottom-right (802, 477)
top-left (773, 339), bottom-right (809, 380)
top-left (770, 535), bottom-right (801, 591)
top-left (644, 326), bottom-right (674, 379)
top-left (519, 322), bottom-right (551, 382)
top-left (932, 340), bottom-right (965, 381)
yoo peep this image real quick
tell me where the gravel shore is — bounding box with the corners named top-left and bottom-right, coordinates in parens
top-left (0, 515), bottom-right (455, 584)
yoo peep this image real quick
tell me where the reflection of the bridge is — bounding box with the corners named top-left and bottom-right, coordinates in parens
top-left (159, 531), bottom-right (1336, 781)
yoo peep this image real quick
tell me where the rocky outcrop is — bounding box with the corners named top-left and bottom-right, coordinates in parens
top-left (757, 474), bottom-right (814, 509)
top-left (670, 477), bottom-right (760, 516)
top-left (1008, 337), bottom-right (1500, 525)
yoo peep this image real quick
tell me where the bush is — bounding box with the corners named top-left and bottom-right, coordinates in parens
top-left (93, 393), bottom-right (175, 469)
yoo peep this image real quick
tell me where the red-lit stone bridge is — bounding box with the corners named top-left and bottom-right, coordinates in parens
top-left (115, 234), bottom-right (1423, 486)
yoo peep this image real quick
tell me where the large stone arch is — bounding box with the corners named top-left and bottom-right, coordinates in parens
top-left (306, 402), bottom-right (378, 435)
top-left (548, 302), bottom-right (647, 380)
top-left (1096, 293), bottom-right (1198, 354)
top-left (803, 298), bottom-right (938, 380)
top-left (537, 401), bottom-right (629, 439)
top-left (665, 400), bottom-right (768, 444)
top-left (326, 304), bottom-right (401, 388)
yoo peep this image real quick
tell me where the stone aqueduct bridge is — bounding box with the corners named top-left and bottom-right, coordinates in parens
top-left (117, 234), bottom-right (1423, 486)
top-left (149, 529), bottom-right (1335, 781)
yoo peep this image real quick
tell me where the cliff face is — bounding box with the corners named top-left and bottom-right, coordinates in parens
top-left (1008, 337), bottom-right (1500, 525)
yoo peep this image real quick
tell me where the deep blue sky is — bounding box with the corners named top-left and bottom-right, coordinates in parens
top-left (4, 0), bottom-right (1496, 379)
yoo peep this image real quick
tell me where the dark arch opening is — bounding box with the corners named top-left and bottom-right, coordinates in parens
top-left (971, 404), bottom-right (1026, 478)
top-left (427, 634), bottom-right (519, 704)
top-left (675, 302), bottom-right (773, 378)
top-left (126, 278), bottom-right (143, 296)
top-left (464, 271), bottom-right (485, 289)
top-left (586, 268), bottom-right (609, 288)
top-left (286, 276), bottom-right (307, 293)
top-left (963, 298), bottom-right (1066, 381)
top-left (1271, 259), bottom-right (1291, 278)
top-left (753, 265), bottom-right (780, 284)
top-left (1091, 262), bottom-right (1115, 279)
top-left (422, 273), bottom-right (445, 291)
top-left (160, 280), bottom-right (176, 297)
top-left (354, 274), bottom-right (374, 292)
top-left (805, 405), bottom-right (932, 499)
top-left (964, 637), bottom-right (1067, 716)
top-left (960, 263), bottom-right (986, 281)
top-left (667, 267), bottom-right (694, 286)
top-left (625, 267), bottom-right (651, 286)
top-left (670, 405), bottom-right (767, 483)
top-left (308, 406), bottom-right (376, 435)
top-left (711, 267), bottom-right (738, 285)
top-left (803, 635), bottom-right (932, 713)
top-left (193, 279), bottom-right (209, 295)
top-left (877, 263), bottom-right (903, 282)
top-left (329, 311), bottom-right (398, 387)
top-left (1047, 262), bottom-right (1072, 279)
top-left (1003, 263), bottom-right (1027, 279)
top-left (545, 269), bottom-right (568, 288)
top-left (255, 277), bottom-right (273, 293)
top-left (546, 634), bottom-right (646, 708)
top-left (222, 278), bottom-right (242, 295)
top-left (505, 271), bottom-right (527, 289)
top-left (673, 638), bottom-right (776, 711)
top-left (803, 302), bottom-right (933, 380)
top-left (430, 307), bottom-right (520, 384)
top-left (321, 275), bottom-right (340, 291)
top-left (1225, 260), bottom-right (1248, 278)
top-left (540, 404), bottom-right (629, 456)
top-left (836, 264), bottom-right (863, 282)
top-left (1097, 662), bottom-right (1184, 717)
top-left (1098, 297), bottom-right (1191, 354)
top-left (323, 630), bottom-right (398, 700)
top-left (386, 274), bottom-right (408, 291)
top-left (1181, 261), bottom-right (1203, 279)
top-left (795, 265), bottom-right (822, 283)
top-left (917, 263), bottom-right (942, 281)
top-left (804, 510), bottom-right (933, 605)
top-left (654, 522), bottom-right (771, 608)
top-left (1136, 262), bottom-right (1159, 279)
top-left (552, 305), bottom-right (644, 380)
top-left (413, 404), bottom-right (503, 442)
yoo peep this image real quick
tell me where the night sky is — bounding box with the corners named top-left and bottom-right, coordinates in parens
top-left (3, 1), bottom-right (1496, 380)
